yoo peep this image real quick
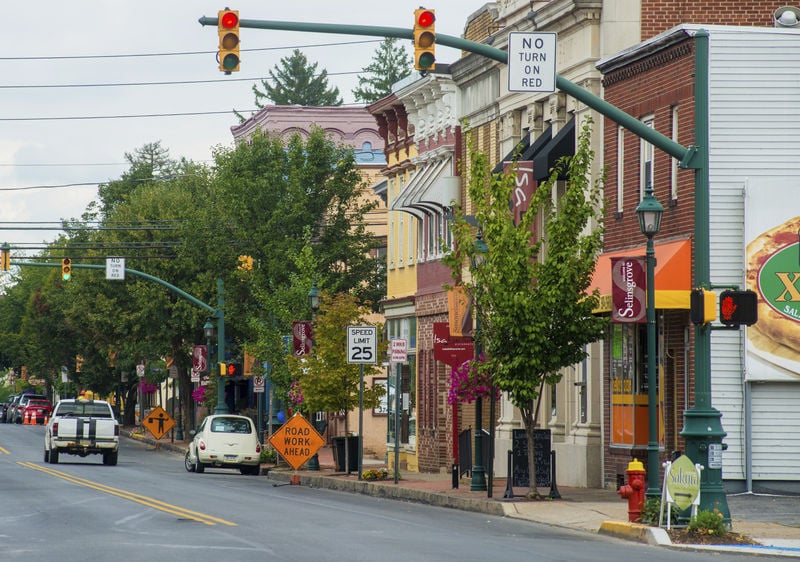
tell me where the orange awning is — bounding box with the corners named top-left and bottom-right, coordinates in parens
top-left (589, 238), bottom-right (692, 313)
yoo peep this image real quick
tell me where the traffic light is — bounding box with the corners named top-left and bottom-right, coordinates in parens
top-left (61, 258), bottom-right (72, 281)
top-left (0, 248), bottom-right (9, 271)
top-left (690, 288), bottom-right (717, 325)
top-left (413, 8), bottom-right (436, 71)
top-left (719, 289), bottom-right (758, 326)
top-left (217, 9), bottom-right (240, 73)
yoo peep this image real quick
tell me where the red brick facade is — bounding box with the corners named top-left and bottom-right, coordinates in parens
top-left (641, 0), bottom-right (781, 39)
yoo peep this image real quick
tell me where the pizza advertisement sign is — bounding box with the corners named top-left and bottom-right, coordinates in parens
top-left (745, 183), bottom-right (800, 382)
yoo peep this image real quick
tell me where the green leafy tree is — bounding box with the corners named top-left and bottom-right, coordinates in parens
top-left (287, 291), bottom-right (386, 433)
top-left (352, 38), bottom-right (412, 103)
top-left (253, 49), bottom-right (342, 107)
top-left (444, 117), bottom-right (606, 499)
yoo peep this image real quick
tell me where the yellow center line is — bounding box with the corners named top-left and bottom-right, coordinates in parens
top-left (0, 446), bottom-right (10, 455)
top-left (18, 461), bottom-right (236, 526)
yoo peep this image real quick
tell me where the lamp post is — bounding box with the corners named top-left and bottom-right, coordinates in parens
top-left (636, 181), bottom-right (664, 499)
top-left (470, 231), bottom-right (489, 492)
top-left (306, 282), bottom-right (321, 471)
top-left (201, 319), bottom-right (214, 425)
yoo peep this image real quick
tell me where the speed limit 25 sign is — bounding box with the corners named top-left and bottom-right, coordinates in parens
top-left (347, 326), bottom-right (377, 364)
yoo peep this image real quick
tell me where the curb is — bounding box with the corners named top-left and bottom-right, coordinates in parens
top-left (266, 469), bottom-right (506, 517)
top-left (599, 521), bottom-right (671, 546)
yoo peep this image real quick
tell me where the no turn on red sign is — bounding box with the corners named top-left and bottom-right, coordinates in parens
top-left (508, 32), bottom-right (557, 93)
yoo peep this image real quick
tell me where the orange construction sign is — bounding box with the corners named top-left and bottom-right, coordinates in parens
top-left (143, 406), bottom-right (176, 440)
top-left (268, 413), bottom-right (325, 470)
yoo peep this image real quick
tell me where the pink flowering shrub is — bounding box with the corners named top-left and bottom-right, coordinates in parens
top-left (138, 381), bottom-right (159, 394)
top-left (191, 386), bottom-right (207, 403)
top-left (288, 380), bottom-right (304, 407)
top-left (447, 355), bottom-right (493, 405)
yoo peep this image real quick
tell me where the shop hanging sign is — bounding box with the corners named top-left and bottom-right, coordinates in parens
top-left (611, 256), bottom-right (646, 323)
top-left (433, 322), bottom-right (474, 367)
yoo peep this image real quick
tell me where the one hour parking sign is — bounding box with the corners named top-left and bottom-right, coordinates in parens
top-left (508, 32), bottom-right (557, 93)
top-left (347, 326), bottom-right (377, 364)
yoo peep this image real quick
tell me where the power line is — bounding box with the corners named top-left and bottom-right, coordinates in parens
top-left (0, 39), bottom-right (381, 61)
top-left (0, 70), bottom-right (361, 90)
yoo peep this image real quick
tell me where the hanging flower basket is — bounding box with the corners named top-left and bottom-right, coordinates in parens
top-left (138, 381), bottom-right (159, 395)
top-left (288, 380), bottom-right (304, 408)
top-left (447, 354), bottom-right (493, 405)
top-left (191, 386), bottom-right (208, 403)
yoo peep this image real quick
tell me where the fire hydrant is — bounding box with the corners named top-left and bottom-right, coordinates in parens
top-left (617, 458), bottom-right (646, 522)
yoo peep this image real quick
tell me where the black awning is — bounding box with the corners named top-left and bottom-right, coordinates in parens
top-left (491, 124), bottom-right (553, 174)
top-left (533, 118), bottom-right (575, 181)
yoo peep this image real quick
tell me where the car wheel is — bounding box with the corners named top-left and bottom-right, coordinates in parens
top-left (195, 459), bottom-right (205, 474)
top-left (44, 448), bottom-right (49, 463)
top-left (102, 451), bottom-right (118, 466)
top-left (49, 447), bottom-right (59, 464)
top-left (184, 451), bottom-right (195, 472)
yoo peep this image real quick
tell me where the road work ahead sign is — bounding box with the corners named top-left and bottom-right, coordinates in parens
top-left (508, 32), bottom-right (557, 93)
top-left (268, 413), bottom-right (325, 470)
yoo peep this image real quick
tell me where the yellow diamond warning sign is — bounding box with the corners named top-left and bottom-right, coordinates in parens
top-left (268, 413), bottom-right (325, 470)
top-left (142, 406), bottom-right (175, 440)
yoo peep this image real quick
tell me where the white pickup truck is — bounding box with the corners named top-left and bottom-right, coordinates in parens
top-left (44, 399), bottom-right (119, 465)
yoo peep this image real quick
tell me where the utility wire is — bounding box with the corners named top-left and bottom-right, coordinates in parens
top-left (0, 39), bottom-right (380, 61)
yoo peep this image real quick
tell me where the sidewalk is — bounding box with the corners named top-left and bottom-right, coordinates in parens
top-left (127, 429), bottom-right (800, 557)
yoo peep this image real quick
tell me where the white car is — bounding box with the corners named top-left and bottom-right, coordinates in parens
top-left (184, 414), bottom-right (261, 475)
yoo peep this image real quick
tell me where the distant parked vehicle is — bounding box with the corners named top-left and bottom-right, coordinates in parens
top-left (20, 399), bottom-right (53, 425)
top-left (0, 395), bottom-right (19, 423)
top-left (11, 394), bottom-right (47, 424)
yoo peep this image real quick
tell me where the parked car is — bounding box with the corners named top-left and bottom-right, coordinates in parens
top-left (10, 394), bottom-right (47, 424)
top-left (5, 394), bottom-right (26, 424)
top-left (0, 395), bottom-right (19, 423)
top-left (20, 399), bottom-right (52, 425)
top-left (184, 414), bottom-right (261, 475)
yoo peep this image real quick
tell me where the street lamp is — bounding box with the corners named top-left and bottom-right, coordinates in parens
top-left (470, 230), bottom-right (489, 492)
top-left (306, 282), bottom-right (321, 471)
top-left (635, 181), bottom-right (664, 499)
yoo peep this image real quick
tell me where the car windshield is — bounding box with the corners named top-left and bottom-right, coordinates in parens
top-left (57, 402), bottom-right (113, 418)
top-left (210, 417), bottom-right (251, 434)
top-left (28, 401), bottom-right (50, 408)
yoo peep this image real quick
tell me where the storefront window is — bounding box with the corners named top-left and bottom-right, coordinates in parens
top-left (610, 322), bottom-right (662, 447)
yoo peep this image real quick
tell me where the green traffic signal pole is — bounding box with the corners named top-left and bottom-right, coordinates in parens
top-left (199, 17), bottom-right (726, 519)
top-left (17, 261), bottom-right (230, 415)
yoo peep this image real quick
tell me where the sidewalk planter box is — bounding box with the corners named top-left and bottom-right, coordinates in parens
top-left (332, 436), bottom-right (360, 472)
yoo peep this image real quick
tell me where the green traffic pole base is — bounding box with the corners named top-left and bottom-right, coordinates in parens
top-left (680, 407), bottom-right (731, 526)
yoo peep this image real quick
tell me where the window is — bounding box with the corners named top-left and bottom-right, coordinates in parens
top-left (639, 116), bottom-right (655, 199)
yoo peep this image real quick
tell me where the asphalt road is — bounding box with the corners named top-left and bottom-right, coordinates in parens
top-left (0, 423), bottom-right (765, 561)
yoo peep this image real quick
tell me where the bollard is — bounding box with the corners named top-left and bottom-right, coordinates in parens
top-left (549, 450), bottom-right (561, 499)
top-left (452, 463), bottom-right (459, 489)
top-left (503, 450), bottom-right (514, 499)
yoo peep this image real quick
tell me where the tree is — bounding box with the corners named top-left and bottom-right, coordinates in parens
top-left (252, 49), bottom-right (342, 107)
top-left (444, 117), bottom-right (606, 499)
top-left (286, 290), bottom-right (386, 469)
top-left (352, 38), bottom-right (412, 104)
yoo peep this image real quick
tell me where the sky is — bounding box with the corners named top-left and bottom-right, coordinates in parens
top-left (2, 1), bottom-right (484, 250)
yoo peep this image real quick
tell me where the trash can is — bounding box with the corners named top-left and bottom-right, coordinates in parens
top-left (332, 435), bottom-right (360, 472)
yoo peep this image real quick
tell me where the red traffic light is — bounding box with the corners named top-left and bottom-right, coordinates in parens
top-left (417, 10), bottom-right (435, 28)
top-left (220, 11), bottom-right (239, 29)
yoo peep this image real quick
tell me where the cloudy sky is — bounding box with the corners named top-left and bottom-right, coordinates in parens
top-left (1, 1), bottom-right (483, 250)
